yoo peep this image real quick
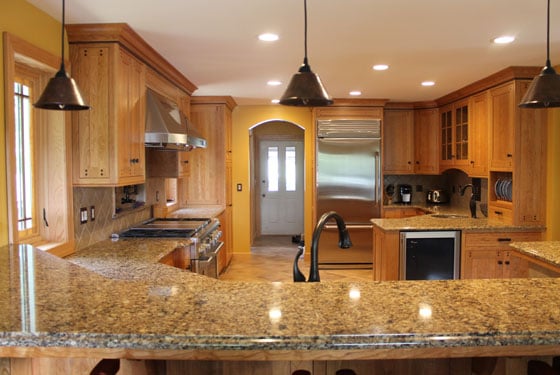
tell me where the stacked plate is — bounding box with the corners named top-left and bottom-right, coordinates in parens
top-left (494, 178), bottom-right (512, 201)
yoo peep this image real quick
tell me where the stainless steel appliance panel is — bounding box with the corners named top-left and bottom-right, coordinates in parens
top-left (316, 137), bottom-right (381, 222)
top-left (316, 119), bottom-right (381, 268)
top-left (316, 224), bottom-right (373, 268)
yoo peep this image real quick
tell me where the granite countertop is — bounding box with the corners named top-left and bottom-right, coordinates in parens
top-left (509, 241), bottom-right (560, 269)
top-left (1, 241), bottom-right (560, 360)
top-left (167, 205), bottom-right (225, 219)
top-left (374, 204), bottom-right (544, 233)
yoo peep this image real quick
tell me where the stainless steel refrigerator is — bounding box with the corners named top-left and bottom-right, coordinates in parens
top-left (316, 119), bottom-right (381, 269)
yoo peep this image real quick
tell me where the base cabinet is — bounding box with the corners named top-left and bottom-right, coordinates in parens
top-left (10, 356), bottom-right (557, 375)
top-left (372, 226), bottom-right (399, 281)
top-left (461, 231), bottom-right (543, 279)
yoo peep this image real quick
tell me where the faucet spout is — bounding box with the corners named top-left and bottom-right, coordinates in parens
top-left (308, 211), bottom-right (352, 282)
top-left (460, 184), bottom-right (477, 218)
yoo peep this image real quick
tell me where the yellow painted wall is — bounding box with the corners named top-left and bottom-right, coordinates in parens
top-left (0, 0), bottom-right (62, 246)
top-left (231, 106), bottom-right (313, 253)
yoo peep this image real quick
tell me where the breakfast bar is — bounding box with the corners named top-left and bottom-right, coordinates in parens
top-left (1, 240), bottom-right (560, 372)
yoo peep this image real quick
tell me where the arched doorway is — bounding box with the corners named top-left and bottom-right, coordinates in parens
top-left (250, 120), bottom-right (305, 244)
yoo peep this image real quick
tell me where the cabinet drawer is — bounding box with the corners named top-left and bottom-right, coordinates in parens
top-left (488, 204), bottom-right (513, 224)
top-left (464, 231), bottom-right (542, 249)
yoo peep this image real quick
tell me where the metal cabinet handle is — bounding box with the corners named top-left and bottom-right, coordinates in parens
top-left (497, 238), bottom-right (512, 242)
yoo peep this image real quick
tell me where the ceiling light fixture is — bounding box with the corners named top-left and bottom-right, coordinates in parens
top-left (493, 36), bottom-right (515, 44)
top-left (259, 33), bottom-right (279, 42)
top-left (421, 81), bottom-right (435, 87)
top-left (373, 64), bottom-right (389, 71)
top-left (267, 80), bottom-right (282, 86)
top-left (349, 91), bottom-right (362, 96)
top-left (279, 0), bottom-right (332, 106)
top-left (519, 0), bottom-right (560, 108)
top-left (34, 0), bottom-right (89, 110)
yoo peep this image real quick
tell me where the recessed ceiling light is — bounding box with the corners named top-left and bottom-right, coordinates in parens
top-left (493, 35), bottom-right (515, 44)
top-left (271, 99), bottom-right (280, 104)
top-left (349, 91), bottom-right (362, 96)
top-left (373, 64), bottom-right (389, 71)
top-left (267, 80), bottom-right (282, 86)
top-left (421, 81), bottom-right (435, 87)
top-left (258, 33), bottom-right (279, 42)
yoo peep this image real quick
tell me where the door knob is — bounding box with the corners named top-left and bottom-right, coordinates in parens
top-left (262, 194), bottom-right (266, 197)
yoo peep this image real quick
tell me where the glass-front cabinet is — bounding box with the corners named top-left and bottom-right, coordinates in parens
top-left (440, 99), bottom-right (469, 170)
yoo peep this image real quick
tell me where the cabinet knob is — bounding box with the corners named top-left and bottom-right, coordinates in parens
top-left (505, 261), bottom-right (510, 265)
top-left (498, 260), bottom-right (503, 265)
top-left (415, 161), bottom-right (420, 165)
top-left (506, 153), bottom-right (513, 158)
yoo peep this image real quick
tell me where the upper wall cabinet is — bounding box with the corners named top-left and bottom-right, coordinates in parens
top-left (413, 108), bottom-right (439, 174)
top-left (70, 44), bottom-right (146, 186)
top-left (383, 109), bottom-right (414, 174)
top-left (467, 91), bottom-right (489, 177)
top-left (439, 99), bottom-right (470, 172)
top-left (488, 80), bottom-right (548, 226)
top-left (67, 23), bottom-right (198, 187)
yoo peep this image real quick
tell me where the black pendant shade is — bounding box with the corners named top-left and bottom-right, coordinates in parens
top-left (280, 58), bottom-right (333, 106)
top-left (519, 0), bottom-right (560, 108)
top-left (34, 0), bottom-right (89, 111)
top-left (280, 0), bottom-right (332, 107)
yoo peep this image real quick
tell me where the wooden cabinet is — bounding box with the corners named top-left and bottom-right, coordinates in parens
top-left (488, 80), bottom-right (548, 226)
top-left (383, 109), bottom-right (414, 174)
top-left (189, 97), bottom-right (236, 269)
top-left (439, 99), bottom-right (470, 171)
top-left (413, 108), bottom-right (439, 174)
top-left (372, 226), bottom-right (400, 281)
top-left (461, 231), bottom-right (542, 279)
top-left (467, 91), bottom-right (489, 177)
top-left (70, 44), bottom-right (146, 186)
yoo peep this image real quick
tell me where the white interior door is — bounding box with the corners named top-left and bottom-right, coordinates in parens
top-left (259, 140), bottom-right (304, 235)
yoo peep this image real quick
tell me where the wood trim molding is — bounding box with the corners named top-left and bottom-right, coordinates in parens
top-left (65, 23), bottom-right (198, 95)
top-left (191, 96), bottom-right (237, 111)
top-left (435, 66), bottom-right (541, 106)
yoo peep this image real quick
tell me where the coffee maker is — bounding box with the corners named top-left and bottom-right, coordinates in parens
top-left (398, 184), bottom-right (412, 204)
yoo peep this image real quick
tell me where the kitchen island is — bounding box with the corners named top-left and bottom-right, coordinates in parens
top-left (0, 237), bottom-right (560, 374)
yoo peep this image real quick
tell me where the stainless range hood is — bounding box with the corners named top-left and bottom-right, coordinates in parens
top-left (145, 88), bottom-right (207, 150)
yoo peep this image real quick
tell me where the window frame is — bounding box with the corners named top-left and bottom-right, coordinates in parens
top-left (3, 32), bottom-right (75, 256)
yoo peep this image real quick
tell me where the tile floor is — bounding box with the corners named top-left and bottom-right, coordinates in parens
top-left (220, 235), bottom-right (372, 282)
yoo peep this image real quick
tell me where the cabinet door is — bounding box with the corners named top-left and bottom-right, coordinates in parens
top-left (468, 92), bottom-right (489, 177)
top-left (117, 49), bottom-right (145, 181)
top-left (489, 83), bottom-right (515, 170)
top-left (71, 46), bottom-right (111, 183)
top-left (439, 104), bottom-right (454, 166)
top-left (383, 110), bottom-right (414, 174)
top-left (463, 249), bottom-right (501, 279)
top-left (414, 108), bottom-right (439, 174)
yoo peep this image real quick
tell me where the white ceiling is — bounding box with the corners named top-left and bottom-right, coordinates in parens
top-left (28, 0), bottom-right (560, 105)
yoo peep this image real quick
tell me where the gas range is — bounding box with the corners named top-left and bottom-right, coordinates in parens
top-left (116, 217), bottom-right (223, 278)
top-left (118, 218), bottom-right (213, 238)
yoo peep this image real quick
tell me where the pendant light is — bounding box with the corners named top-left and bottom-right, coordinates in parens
top-left (519, 0), bottom-right (560, 108)
top-left (34, 0), bottom-right (89, 111)
top-left (280, 0), bottom-right (333, 106)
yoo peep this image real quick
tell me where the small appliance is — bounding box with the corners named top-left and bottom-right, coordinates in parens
top-left (399, 184), bottom-right (412, 204)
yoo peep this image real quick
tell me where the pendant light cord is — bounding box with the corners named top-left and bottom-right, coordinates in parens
top-left (60, 0), bottom-right (66, 70)
top-left (546, 0), bottom-right (551, 67)
top-left (303, 0), bottom-right (308, 65)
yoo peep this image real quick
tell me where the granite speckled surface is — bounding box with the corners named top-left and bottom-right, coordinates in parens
top-left (374, 205), bottom-right (544, 233)
top-left (0, 240), bottom-right (559, 359)
top-left (509, 241), bottom-right (560, 268)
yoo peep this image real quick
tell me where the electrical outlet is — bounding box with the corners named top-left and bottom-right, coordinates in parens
top-left (80, 207), bottom-right (88, 224)
top-left (237, 183), bottom-right (242, 192)
top-left (90, 206), bottom-right (96, 221)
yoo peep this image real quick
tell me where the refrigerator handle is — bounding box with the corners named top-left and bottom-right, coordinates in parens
top-left (374, 151), bottom-right (381, 207)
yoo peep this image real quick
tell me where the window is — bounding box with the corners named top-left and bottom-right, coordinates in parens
top-left (4, 33), bottom-right (75, 256)
top-left (14, 80), bottom-right (37, 238)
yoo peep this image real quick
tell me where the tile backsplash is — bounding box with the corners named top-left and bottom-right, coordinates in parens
top-left (384, 169), bottom-right (488, 214)
top-left (73, 187), bottom-right (151, 251)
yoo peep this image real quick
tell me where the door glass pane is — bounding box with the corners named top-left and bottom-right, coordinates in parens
top-left (285, 146), bottom-right (296, 191)
top-left (267, 146), bottom-right (279, 192)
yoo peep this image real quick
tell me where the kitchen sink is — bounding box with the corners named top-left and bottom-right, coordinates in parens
top-left (430, 214), bottom-right (469, 219)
